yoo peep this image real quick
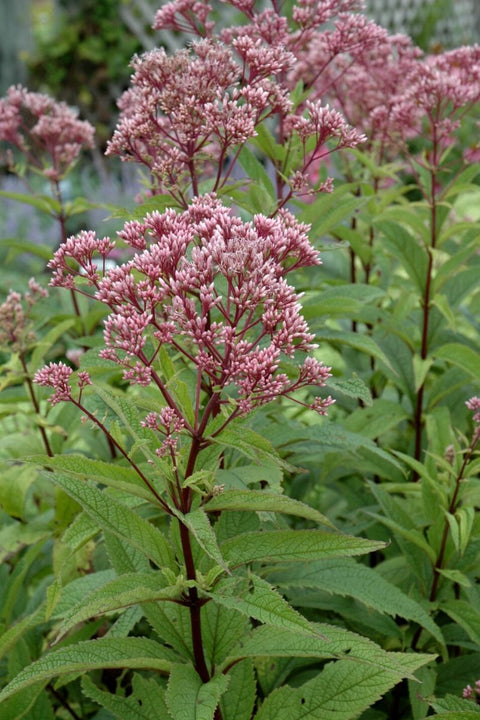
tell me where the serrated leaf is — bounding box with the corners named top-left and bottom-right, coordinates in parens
top-left (0, 607), bottom-right (44, 662)
top-left (327, 374), bottom-right (373, 407)
top-left (29, 453), bottom-right (155, 503)
top-left (366, 511), bottom-right (436, 564)
top-left (0, 190), bottom-right (60, 213)
top-left (176, 507), bottom-right (229, 572)
top-left (269, 557), bottom-right (443, 644)
top-left (441, 601), bottom-right (480, 645)
top-left (203, 489), bottom-right (334, 528)
top-left (315, 329), bottom-right (395, 372)
top-left (255, 654), bottom-right (433, 720)
top-left (209, 574), bottom-right (324, 638)
top-left (54, 572), bottom-right (183, 641)
top-left (0, 638), bottom-right (175, 703)
top-left (430, 693), bottom-right (480, 714)
top-left (220, 529), bottom-right (384, 567)
top-left (81, 675), bottom-right (170, 720)
top-left (166, 664), bottom-right (229, 720)
top-left (47, 473), bottom-right (174, 570)
top-left (434, 344), bottom-right (480, 382)
top-left (220, 659), bottom-right (256, 720)
top-left (224, 624), bottom-right (433, 678)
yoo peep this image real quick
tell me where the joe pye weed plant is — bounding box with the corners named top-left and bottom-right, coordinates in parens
top-left (1, 0), bottom-right (480, 718)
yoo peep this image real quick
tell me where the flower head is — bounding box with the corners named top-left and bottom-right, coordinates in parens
top-left (0, 85), bottom-right (94, 180)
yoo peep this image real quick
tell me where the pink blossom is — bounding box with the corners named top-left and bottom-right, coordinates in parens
top-left (466, 397), bottom-right (480, 425)
top-left (48, 194), bottom-right (331, 414)
top-left (0, 85), bottom-right (94, 180)
top-left (33, 362), bottom-right (74, 405)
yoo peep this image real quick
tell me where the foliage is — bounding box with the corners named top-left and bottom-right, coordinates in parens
top-left (1, 1), bottom-right (480, 719)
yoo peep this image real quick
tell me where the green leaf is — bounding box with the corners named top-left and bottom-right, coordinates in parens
top-left (238, 147), bottom-right (275, 198)
top-left (375, 219), bottom-right (428, 294)
top-left (30, 319), bottom-right (77, 371)
top-left (0, 638), bottom-right (175, 703)
top-left (269, 557), bottom-right (443, 644)
top-left (430, 714), bottom-right (480, 719)
top-left (430, 693), bottom-right (480, 714)
top-left (47, 473), bottom-right (174, 570)
top-left (343, 399), bottom-right (408, 439)
top-left (0, 238), bottom-right (53, 261)
top-left (434, 343), bottom-right (480, 382)
top-left (209, 574), bottom-right (325, 638)
top-left (166, 664), bottom-right (229, 720)
top-left (315, 329), bottom-right (395, 373)
top-left (81, 674), bottom-right (171, 720)
top-left (225, 624), bottom-right (433, 678)
top-left (220, 529), bottom-right (384, 567)
top-left (255, 654), bottom-right (433, 720)
top-left (29, 453), bottom-right (155, 503)
top-left (54, 572), bottom-right (184, 641)
top-left (203, 489), bottom-right (334, 528)
top-left (326, 374), bottom-right (373, 407)
top-left (0, 607), bottom-right (44, 662)
top-left (220, 660), bottom-right (256, 720)
top-left (176, 507), bottom-right (229, 572)
top-left (0, 190), bottom-right (60, 214)
top-left (202, 602), bottom-right (250, 667)
top-left (441, 601), bottom-right (480, 646)
top-left (300, 189), bottom-right (369, 237)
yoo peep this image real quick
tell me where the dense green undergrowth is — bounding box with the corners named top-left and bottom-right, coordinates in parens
top-left (1, 1), bottom-right (480, 718)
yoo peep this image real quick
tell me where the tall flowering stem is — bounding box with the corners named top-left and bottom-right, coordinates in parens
top-left (0, 85), bottom-right (95, 320)
top-left (35, 194), bottom-right (333, 683)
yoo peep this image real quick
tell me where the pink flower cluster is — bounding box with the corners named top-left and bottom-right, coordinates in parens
top-left (33, 362), bottom-right (91, 405)
top-left (463, 679), bottom-right (480, 702)
top-left (107, 0), bottom-right (371, 200)
top-left (43, 193), bottom-right (332, 416)
top-left (0, 85), bottom-right (95, 181)
top-left (0, 279), bottom-right (48, 352)
top-left (466, 397), bottom-right (480, 425)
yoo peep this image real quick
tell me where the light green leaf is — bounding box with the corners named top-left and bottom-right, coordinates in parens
top-left (225, 624), bottom-right (433, 678)
top-left (0, 190), bottom-right (60, 214)
top-left (0, 638), bottom-right (175, 703)
top-left (434, 344), bottom-right (480, 382)
top-left (29, 453), bottom-right (155, 503)
top-left (436, 568), bottom-right (471, 588)
top-left (220, 660), bottom-right (256, 720)
top-left (315, 329), bottom-right (395, 373)
top-left (220, 529), bottom-right (384, 567)
top-left (441, 601), bottom-right (480, 645)
top-left (0, 607), bottom-right (44, 662)
top-left (255, 654), bottom-right (433, 720)
top-left (430, 693), bottom-right (480, 714)
top-left (30, 319), bottom-right (77, 371)
top-left (430, 714), bottom-right (480, 719)
top-left (375, 220), bottom-right (428, 294)
top-left (176, 507), bottom-right (229, 572)
top-left (269, 557), bottom-right (443, 644)
top-left (326, 374), bottom-right (373, 407)
top-left (81, 675), bottom-right (170, 720)
top-left (202, 602), bottom-right (250, 667)
top-left (366, 511), bottom-right (436, 564)
top-left (209, 574), bottom-right (324, 638)
top-left (54, 572), bottom-right (183, 641)
top-left (166, 664), bottom-right (229, 720)
top-left (48, 473), bottom-right (174, 570)
top-left (203, 490), bottom-right (334, 528)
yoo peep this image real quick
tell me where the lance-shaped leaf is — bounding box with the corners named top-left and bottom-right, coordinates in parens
top-left (255, 654), bottom-right (434, 720)
top-left (54, 572), bottom-right (184, 642)
top-left (220, 660), bottom-right (256, 720)
top-left (223, 624), bottom-right (434, 679)
top-left (173, 507), bottom-right (229, 573)
top-left (166, 664), bottom-right (229, 720)
top-left (0, 638), bottom-right (176, 703)
top-left (203, 490), bottom-right (334, 528)
top-left (220, 530), bottom-right (385, 568)
top-left (29, 454), bottom-right (155, 503)
top-left (47, 473), bottom-right (174, 570)
top-left (269, 557), bottom-right (444, 644)
top-left (441, 600), bottom-right (480, 646)
top-left (81, 674), bottom-right (171, 720)
top-left (208, 574), bottom-right (324, 638)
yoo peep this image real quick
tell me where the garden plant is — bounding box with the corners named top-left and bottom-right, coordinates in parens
top-left (0, 0), bottom-right (480, 718)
